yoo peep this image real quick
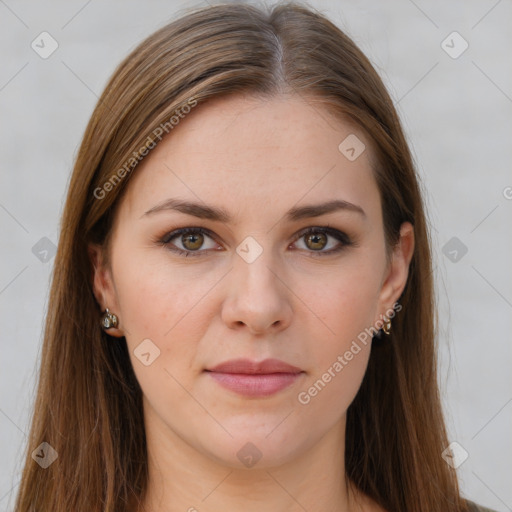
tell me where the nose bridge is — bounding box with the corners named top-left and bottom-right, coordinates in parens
top-left (233, 234), bottom-right (282, 298)
top-left (221, 234), bottom-right (292, 333)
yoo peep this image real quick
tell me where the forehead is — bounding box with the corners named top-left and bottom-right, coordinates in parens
top-left (118, 93), bottom-right (381, 224)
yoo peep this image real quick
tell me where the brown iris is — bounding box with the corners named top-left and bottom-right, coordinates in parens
top-left (304, 232), bottom-right (327, 251)
top-left (179, 230), bottom-right (329, 252)
top-left (182, 232), bottom-right (204, 250)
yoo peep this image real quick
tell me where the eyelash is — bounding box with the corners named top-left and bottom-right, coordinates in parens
top-left (155, 225), bottom-right (354, 258)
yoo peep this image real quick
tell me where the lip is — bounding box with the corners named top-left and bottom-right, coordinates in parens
top-left (207, 358), bottom-right (303, 374)
top-left (205, 358), bottom-right (304, 397)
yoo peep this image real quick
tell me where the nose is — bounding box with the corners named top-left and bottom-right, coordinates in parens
top-left (220, 251), bottom-right (293, 336)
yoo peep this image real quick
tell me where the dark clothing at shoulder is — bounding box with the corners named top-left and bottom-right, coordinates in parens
top-left (466, 499), bottom-right (499, 512)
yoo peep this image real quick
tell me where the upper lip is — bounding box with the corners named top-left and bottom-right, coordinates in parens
top-left (206, 358), bottom-right (303, 374)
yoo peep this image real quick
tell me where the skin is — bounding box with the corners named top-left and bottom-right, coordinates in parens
top-left (89, 93), bottom-right (414, 512)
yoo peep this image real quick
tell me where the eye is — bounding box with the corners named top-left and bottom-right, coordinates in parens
top-left (159, 227), bottom-right (220, 257)
top-left (290, 226), bottom-right (353, 256)
top-left (157, 225), bottom-right (353, 257)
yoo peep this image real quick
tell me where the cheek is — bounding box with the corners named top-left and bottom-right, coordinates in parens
top-left (295, 277), bottom-right (375, 424)
top-left (294, 324), bottom-right (372, 440)
top-left (113, 246), bottom-right (216, 336)
top-left (291, 260), bottom-right (381, 408)
top-left (297, 262), bottom-right (382, 347)
top-left (299, 344), bottom-right (371, 406)
top-left (111, 249), bottom-right (226, 383)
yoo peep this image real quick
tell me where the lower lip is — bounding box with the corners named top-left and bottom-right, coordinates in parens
top-left (207, 371), bottom-right (303, 397)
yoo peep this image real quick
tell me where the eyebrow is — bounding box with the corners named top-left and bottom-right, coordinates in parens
top-left (142, 198), bottom-right (366, 222)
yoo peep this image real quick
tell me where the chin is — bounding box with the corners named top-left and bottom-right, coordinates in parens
top-left (196, 424), bottom-right (314, 471)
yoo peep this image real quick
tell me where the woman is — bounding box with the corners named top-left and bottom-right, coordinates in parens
top-left (13, 2), bottom-right (496, 511)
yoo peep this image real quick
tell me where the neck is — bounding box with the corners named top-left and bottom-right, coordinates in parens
top-left (136, 401), bottom-right (371, 512)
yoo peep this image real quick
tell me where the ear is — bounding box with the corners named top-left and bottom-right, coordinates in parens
top-left (88, 243), bottom-right (124, 337)
top-left (376, 222), bottom-right (415, 317)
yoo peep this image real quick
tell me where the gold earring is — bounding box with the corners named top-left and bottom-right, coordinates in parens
top-left (382, 316), bottom-right (392, 335)
top-left (101, 308), bottom-right (118, 330)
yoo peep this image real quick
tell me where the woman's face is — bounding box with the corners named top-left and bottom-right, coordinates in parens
top-left (90, 93), bottom-right (413, 469)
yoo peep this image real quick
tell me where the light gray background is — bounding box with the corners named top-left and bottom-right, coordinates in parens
top-left (1, 0), bottom-right (511, 511)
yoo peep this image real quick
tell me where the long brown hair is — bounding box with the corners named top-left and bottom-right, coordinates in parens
top-left (13, 2), bottom-right (470, 511)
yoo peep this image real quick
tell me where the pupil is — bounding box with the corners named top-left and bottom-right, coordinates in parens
top-left (184, 233), bottom-right (203, 250)
top-left (180, 232), bottom-right (327, 252)
top-left (307, 233), bottom-right (326, 250)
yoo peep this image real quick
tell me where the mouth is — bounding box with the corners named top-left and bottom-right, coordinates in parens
top-left (204, 358), bottom-right (305, 397)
